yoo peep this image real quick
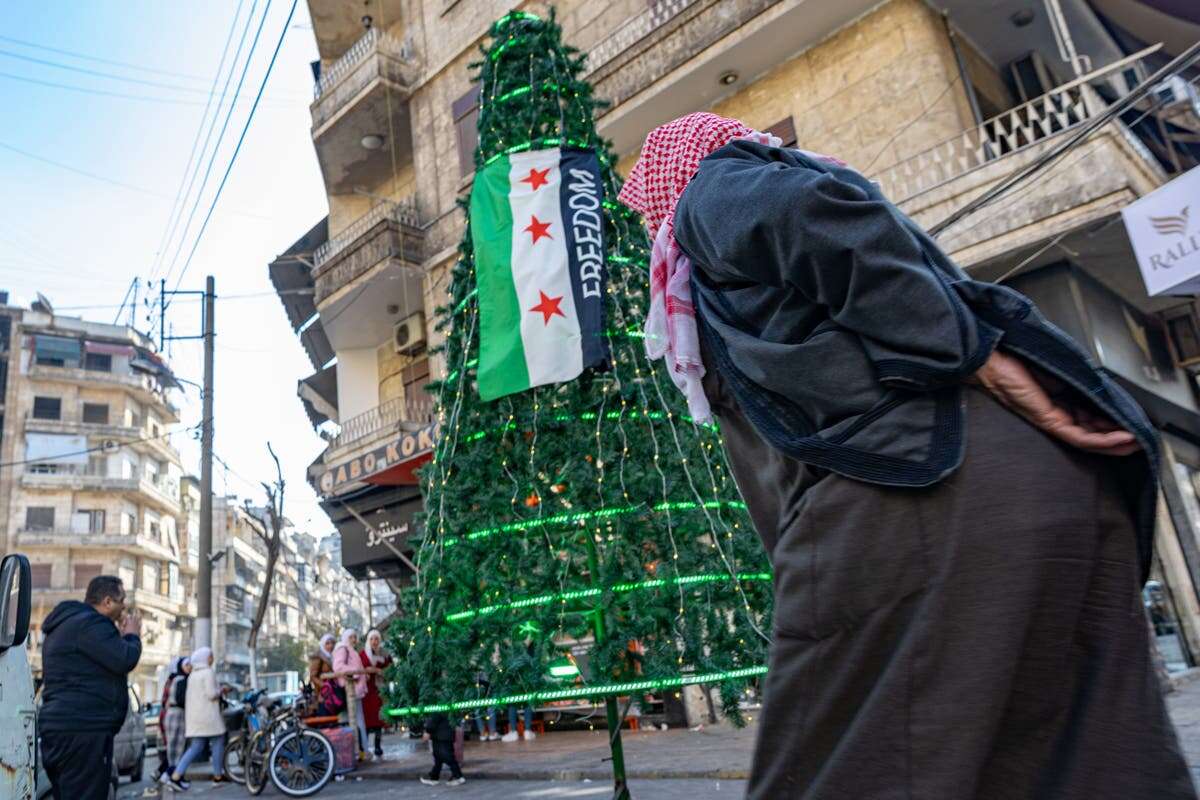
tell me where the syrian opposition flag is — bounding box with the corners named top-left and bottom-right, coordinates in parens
top-left (470, 147), bottom-right (610, 401)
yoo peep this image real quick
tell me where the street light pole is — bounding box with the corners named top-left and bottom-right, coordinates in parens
top-left (197, 276), bottom-right (216, 647)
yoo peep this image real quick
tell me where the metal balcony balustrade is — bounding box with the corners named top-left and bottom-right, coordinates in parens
top-left (870, 48), bottom-right (1159, 203)
top-left (329, 394), bottom-right (434, 451)
top-left (313, 199), bottom-right (420, 270)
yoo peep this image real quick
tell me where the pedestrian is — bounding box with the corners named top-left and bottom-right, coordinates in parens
top-left (359, 629), bottom-right (392, 758)
top-left (501, 704), bottom-right (535, 742)
top-left (419, 712), bottom-right (465, 787)
top-left (39, 574), bottom-right (142, 800)
top-left (308, 633), bottom-right (339, 714)
top-left (472, 672), bottom-right (499, 742)
top-left (332, 628), bottom-right (370, 760)
top-left (167, 647), bottom-right (228, 789)
top-left (618, 112), bottom-right (1196, 799)
top-left (157, 656), bottom-right (191, 790)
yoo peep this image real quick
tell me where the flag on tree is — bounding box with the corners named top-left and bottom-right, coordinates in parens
top-left (471, 147), bottom-right (610, 401)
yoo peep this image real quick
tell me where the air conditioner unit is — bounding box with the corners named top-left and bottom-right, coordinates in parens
top-left (393, 312), bottom-right (426, 355)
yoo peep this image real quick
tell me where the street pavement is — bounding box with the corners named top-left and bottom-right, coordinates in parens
top-left (116, 672), bottom-right (1200, 798)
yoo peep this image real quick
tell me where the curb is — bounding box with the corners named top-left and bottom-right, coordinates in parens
top-left (352, 765), bottom-right (751, 782)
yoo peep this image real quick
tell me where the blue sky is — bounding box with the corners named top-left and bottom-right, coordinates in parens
top-left (0, 1), bottom-right (332, 533)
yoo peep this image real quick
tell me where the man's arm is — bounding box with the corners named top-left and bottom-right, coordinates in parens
top-left (674, 142), bottom-right (998, 389)
top-left (79, 614), bottom-right (141, 675)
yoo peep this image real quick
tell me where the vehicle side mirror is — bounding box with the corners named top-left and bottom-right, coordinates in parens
top-left (0, 554), bottom-right (31, 652)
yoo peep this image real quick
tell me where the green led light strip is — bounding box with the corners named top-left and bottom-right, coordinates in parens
top-left (484, 138), bottom-right (594, 167)
top-left (445, 571), bottom-right (771, 622)
top-left (443, 499), bottom-right (746, 547)
top-left (383, 665), bottom-right (768, 717)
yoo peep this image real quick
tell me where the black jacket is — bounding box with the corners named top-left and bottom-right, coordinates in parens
top-left (677, 141), bottom-right (1160, 580)
top-left (40, 600), bottom-right (142, 734)
top-left (424, 712), bottom-right (456, 742)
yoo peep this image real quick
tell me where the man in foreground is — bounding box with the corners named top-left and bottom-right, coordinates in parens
top-left (40, 574), bottom-right (142, 800)
top-left (619, 113), bottom-right (1195, 799)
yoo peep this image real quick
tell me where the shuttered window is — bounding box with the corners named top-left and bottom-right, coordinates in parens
top-left (25, 507), bottom-right (54, 531)
top-left (32, 396), bottom-right (61, 420)
top-left (73, 564), bottom-right (102, 589)
top-left (31, 564), bottom-right (51, 589)
top-left (765, 116), bottom-right (798, 148)
top-left (453, 85), bottom-right (482, 179)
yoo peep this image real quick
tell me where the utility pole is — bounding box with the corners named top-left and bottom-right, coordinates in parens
top-left (198, 276), bottom-right (216, 648)
top-left (160, 276), bottom-right (216, 648)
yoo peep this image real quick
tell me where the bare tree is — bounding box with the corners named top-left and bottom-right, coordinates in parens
top-left (247, 443), bottom-right (286, 689)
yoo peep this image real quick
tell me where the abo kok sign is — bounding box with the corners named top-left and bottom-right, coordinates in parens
top-left (1122, 166), bottom-right (1200, 296)
top-left (318, 421), bottom-right (438, 496)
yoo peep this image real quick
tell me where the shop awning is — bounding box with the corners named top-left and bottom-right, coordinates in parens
top-left (323, 485), bottom-right (423, 581)
top-left (298, 366), bottom-right (338, 430)
top-left (34, 335), bottom-right (81, 365)
top-left (25, 433), bottom-right (89, 465)
top-left (85, 341), bottom-right (137, 357)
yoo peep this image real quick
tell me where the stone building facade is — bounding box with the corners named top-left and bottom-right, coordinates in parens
top-left (280, 0), bottom-right (1200, 671)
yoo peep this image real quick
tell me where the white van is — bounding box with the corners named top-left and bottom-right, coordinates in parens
top-left (0, 554), bottom-right (35, 799)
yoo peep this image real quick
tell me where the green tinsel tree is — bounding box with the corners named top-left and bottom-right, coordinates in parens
top-left (385, 11), bottom-right (772, 788)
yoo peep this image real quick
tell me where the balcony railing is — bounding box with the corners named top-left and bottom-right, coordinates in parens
top-left (21, 467), bottom-right (181, 509)
top-left (330, 395), bottom-right (434, 451)
top-left (313, 200), bottom-right (423, 304)
top-left (314, 200), bottom-right (420, 269)
top-left (311, 27), bottom-right (419, 129)
top-left (871, 48), bottom-right (1156, 204)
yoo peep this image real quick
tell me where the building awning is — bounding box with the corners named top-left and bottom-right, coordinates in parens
top-left (314, 420), bottom-right (439, 497)
top-left (34, 335), bottom-right (81, 364)
top-left (85, 341), bottom-right (137, 357)
top-left (130, 347), bottom-right (180, 389)
top-left (322, 484), bottom-right (423, 581)
top-left (298, 366), bottom-right (338, 430)
top-left (25, 433), bottom-right (89, 465)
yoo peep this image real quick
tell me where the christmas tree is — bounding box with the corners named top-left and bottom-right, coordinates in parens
top-left (385, 11), bottom-right (772, 794)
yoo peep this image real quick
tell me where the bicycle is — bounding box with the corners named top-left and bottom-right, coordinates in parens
top-left (225, 687), bottom-right (335, 797)
top-left (224, 689), bottom-right (278, 794)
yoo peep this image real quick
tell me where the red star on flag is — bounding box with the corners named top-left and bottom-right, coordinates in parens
top-left (529, 291), bottom-right (565, 325)
top-left (521, 166), bottom-right (551, 191)
top-left (524, 215), bottom-right (553, 244)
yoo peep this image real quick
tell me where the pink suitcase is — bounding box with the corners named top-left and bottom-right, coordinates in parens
top-left (323, 725), bottom-right (358, 774)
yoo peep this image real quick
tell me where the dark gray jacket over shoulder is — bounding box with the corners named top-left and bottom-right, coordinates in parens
top-left (674, 140), bottom-right (1160, 581)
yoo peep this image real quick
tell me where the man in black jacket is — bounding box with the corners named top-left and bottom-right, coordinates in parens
top-left (40, 574), bottom-right (142, 800)
top-left (419, 712), bottom-right (465, 786)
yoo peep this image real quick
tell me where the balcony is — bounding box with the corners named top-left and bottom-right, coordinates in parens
top-left (867, 49), bottom-right (1168, 272)
top-left (329, 394), bottom-right (433, 453)
top-left (23, 418), bottom-right (182, 465)
top-left (222, 596), bottom-right (254, 628)
top-left (311, 26), bottom-right (420, 194)
top-left (13, 529), bottom-right (179, 561)
top-left (314, 200), bottom-right (423, 305)
top-left (26, 365), bottom-right (180, 422)
top-left (21, 468), bottom-right (182, 514)
top-left (128, 588), bottom-right (186, 616)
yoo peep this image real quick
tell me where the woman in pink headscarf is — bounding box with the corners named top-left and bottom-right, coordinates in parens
top-left (619, 113), bottom-right (1189, 800)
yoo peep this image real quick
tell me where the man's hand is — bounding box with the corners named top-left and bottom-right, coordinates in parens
top-left (971, 351), bottom-right (1140, 457)
top-left (120, 610), bottom-right (142, 637)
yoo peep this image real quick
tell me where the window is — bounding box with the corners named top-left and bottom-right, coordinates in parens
top-left (82, 403), bottom-right (109, 424)
top-left (32, 396), bottom-right (61, 420)
top-left (84, 352), bottom-right (112, 372)
top-left (34, 335), bottom-right (80, 367)
top-left (159, 562), bottom-right (170, 596)
top-left (765, 116), bottom-right (798, 148)
top-left (403, 356), bottom-right (432, 417)
top-left (87, 455), bottom-right (106, 477)
top-left (74, 509), bottom-right (105, 534)
top-left (118, 557), bottom-right (136, 588)
top-left (25, 507), bottom-right (54, 531)
top-left (30, 563), bottom-right (51, 589)
top-left (453, 85), bottom-right (482, 179)
top-left (73, 563), bottom-right (101, 589)
top-left (148, 519), bottom-right (161, 541)
top-left (142, 561), bottom-right (159, 593)
top-left (122, 511), bottom-right (137, 535)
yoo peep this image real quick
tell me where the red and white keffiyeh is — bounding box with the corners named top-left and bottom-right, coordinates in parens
top-left (618, 113), bottom-right (785, 423)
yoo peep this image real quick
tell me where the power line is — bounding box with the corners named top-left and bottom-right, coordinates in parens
top-left (168, 0), bottom-right (300, 301)
top-left (0, 423), bottom-right (201, 470)
top-left (0, 33), bottom-right (212, 82)
top-left (0, 68), bottom-right (268, 107)
top-left (159, 0), bottom-right (272, 291)
top-left (0, 139), bottom-right (177, 199)
top-left (148, 0), bottom-right (250, 287)
top-left (0, 46), bottom-right (303, 102)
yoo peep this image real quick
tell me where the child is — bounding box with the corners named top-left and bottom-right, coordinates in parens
top-left (419, 712), bottom-right (465, 786)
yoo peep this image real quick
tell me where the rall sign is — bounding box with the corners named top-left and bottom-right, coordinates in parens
top-left (1122, 166), bottom-right (1200, 296)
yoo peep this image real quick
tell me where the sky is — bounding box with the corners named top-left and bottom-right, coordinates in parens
top-left (0, 1), bottom-right (334, 534)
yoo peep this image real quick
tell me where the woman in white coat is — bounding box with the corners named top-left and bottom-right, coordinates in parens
top-left (167, 647), bottom-right (228, 788)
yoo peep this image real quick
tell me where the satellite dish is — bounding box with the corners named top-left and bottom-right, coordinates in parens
top-left (32, 293), bottom-right (54, 315)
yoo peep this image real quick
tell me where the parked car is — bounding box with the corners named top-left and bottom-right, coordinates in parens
top-left (113, 685), bottom-right (147, 782)
top-left (0, 555), bottom-right (35, 799)
top-left (143, 701), bottom-right (161, 751)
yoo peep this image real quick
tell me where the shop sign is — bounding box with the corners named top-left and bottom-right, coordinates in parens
top-left (1123, 166), bottom-right (1200, 296)
top-left (318, 421), bottom-right (439, 496)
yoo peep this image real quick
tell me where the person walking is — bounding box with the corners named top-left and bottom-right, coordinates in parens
top-left (332, 628), bottom-right (370, 760)
top-left (157, 656), bottom-right (191, 790)
top-left (39, 574), bottom-right (142, 800)
top-left (167, 647), bottom-right (227, 789)
top-left (359, 629), bottom-right (391, 758)
top-left (618, 112), bottom-right (1195, 799)
top-left (150, 656), bottom-right (185, 787)
top-left (419, 712), bottom-right (465, 787)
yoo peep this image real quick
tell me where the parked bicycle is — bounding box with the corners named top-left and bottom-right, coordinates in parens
top-left (225, 686), bottom-right (336, 797)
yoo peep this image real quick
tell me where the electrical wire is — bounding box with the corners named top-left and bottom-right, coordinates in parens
top-left (0, 32), bottom-right (213, 82)
top-left (167, 0), bottom-right (302, 302)
top-left (0, 68), bottom-right (242, 107)
top-left (0, 423), bottom-right (201, 470)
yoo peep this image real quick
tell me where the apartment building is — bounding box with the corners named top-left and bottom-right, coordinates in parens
top-left (0, 301), bottom-right (192, 698)
top-left (275, 0), bottom-right (1200, 669)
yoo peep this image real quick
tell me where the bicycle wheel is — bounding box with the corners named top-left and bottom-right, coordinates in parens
top-left (245, 731), bottom-right (271, 796)
top-left (223, 733), bottom-right (248, 785)
top-left (268, 729), bottom-right (335, 797)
